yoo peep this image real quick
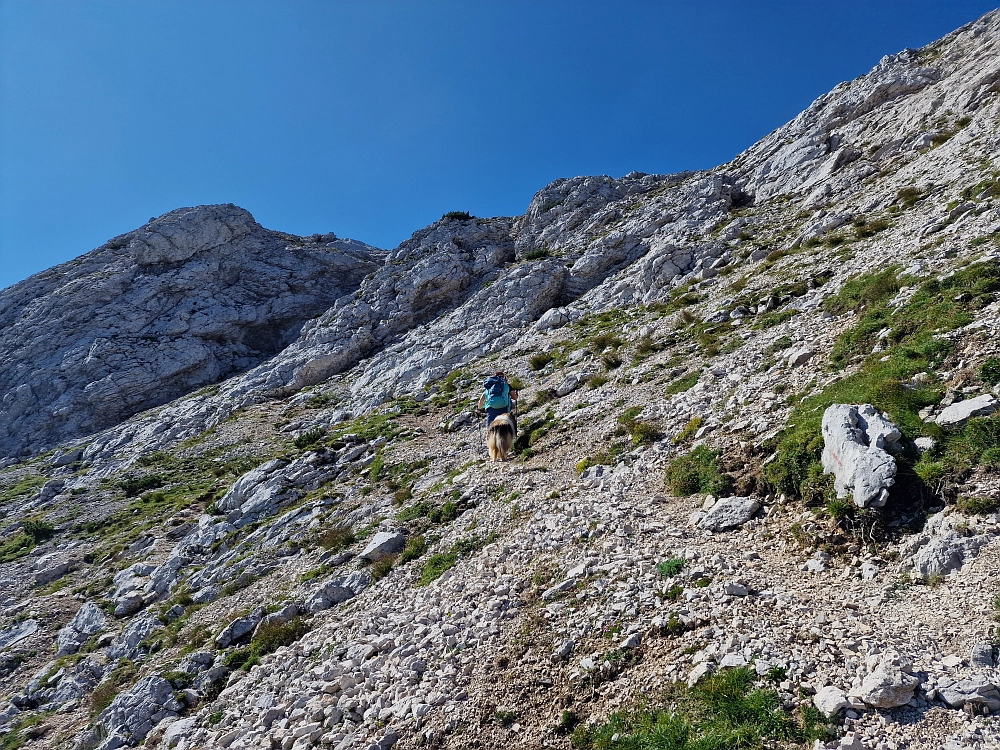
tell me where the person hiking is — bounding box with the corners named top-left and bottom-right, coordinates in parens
top-left (478, 371), bottom-right (518, 432)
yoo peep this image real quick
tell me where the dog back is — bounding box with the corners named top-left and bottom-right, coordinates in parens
top-left (487, 414), bottom-right (516, 461)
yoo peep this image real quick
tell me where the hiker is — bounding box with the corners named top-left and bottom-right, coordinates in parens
top-left (478, 371), bottom-right (518, 431)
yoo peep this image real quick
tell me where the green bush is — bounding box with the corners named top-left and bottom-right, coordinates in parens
top-left (400, 535), bottom-right (427, 563)
top-left (442, 211), bottom-right (473, 221)
top-left (601, 352), bottom-right (623, 370)
top-left (665, 446), bottom-right (731, 497)
top-left (119, 474), bottom-right (165, 497)
top-left (294, 427), bottom-right (326, 450)
top-left (371, 555), bottom-right (396, 580)
top-left (656, 558), bottom-right (685, 577)
top-left (316, 526), bottom-right (355, 551)
top-left (673, 417), bottom-right (702, 444)
top-left (529, 352), bottom-right (554, 370)
top-left (524, 248), bottom-right (550, 260)
top-left (629, 420), bottom-right (663, 445)
top-left (224, 617), bottom-right (310, 671)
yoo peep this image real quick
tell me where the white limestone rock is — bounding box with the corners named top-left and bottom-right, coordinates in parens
top-left (55, 602), bottom-right (107, 656)
top-left (698, 496), bottom-right (761, 531)
top-left (360, 532), bottom-right (406, 562)
top-left (0, 204), bottom-right (382, 458)
top-left (821, 404), bottom-right (899, 508)
top-left (935, 394), bottom-right (998, 427)
top-left (813, 685), bottom-right (849, 717)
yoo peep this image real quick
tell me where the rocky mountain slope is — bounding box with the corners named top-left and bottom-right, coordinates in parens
top-left (3, 9), bottom-right (1000, 750)
top-left (0, 204), bottom-right (382, 459)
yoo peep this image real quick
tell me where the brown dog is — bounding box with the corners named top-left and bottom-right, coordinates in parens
top-left (486, 413), bottom-right (516, 462)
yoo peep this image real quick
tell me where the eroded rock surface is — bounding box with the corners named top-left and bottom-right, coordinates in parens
top-left (821, 404), bottom-right (900, 508)
top-left (0, 204), bottom-right (381, 457)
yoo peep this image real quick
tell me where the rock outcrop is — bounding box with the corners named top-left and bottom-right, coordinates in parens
top-left (821, 404), bottom-right (900, 508)
top-left (0, 204), bottom-right (382, 457)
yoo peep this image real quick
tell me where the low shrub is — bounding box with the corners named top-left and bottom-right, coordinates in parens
top-left (316, 526), bottom-right (355, 551)
top-left (629, 420), bottom-right (663, 445)
top-left (442, 211), bottom-right (473, 221)
top-left (529, 353), bottom-right (554, 371)
top-left (656, 558), bottom-right (685, 577)
top-left (371, 555), bottom-right (396, 580)
top-left (665, 446), bottom-right (731, 497)
top-left (524, 248), bottom-right (550, 260)
top-left (225, 617), bottom-right (310, 671)
top-left (673, 417), bottom-right (702, 444)
top-left (119, 474), bottom-right (164, 497)
top-left (400, 535), bottom-right (427, 563)
top-left (601, 352), bottom-right (623, 370)
top-left (294, 427), bottom-right (326, 450)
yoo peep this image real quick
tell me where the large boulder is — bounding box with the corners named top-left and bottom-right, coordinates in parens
top-left (215, 607), bottom-right (266, 649)
top-left (857, 651), bottom-right (921, 708)
top-left (821, 404), bottom-right (900, 508)
top-left (107, 615), bottom-right (165, 661)
top-left (306, 571), bottom-right (372, 612)
top-left (939, 678), bottom-right (1000, 712)
top-left (360, 532), bottom-right (406, 561)
top-left (83, 676), bottom-right (182, 750)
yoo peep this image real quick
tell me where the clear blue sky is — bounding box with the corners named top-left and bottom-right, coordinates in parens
top-left (1, 1), bottom-right (997, 290)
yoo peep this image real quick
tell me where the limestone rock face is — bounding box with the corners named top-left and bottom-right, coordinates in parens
top-left (0, 204), bottom-right (381, 458)
top-left (821, 404), bottom-right (900, 508)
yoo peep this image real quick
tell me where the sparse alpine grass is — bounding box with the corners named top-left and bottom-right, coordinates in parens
top-left (765, 260), bottom-right (1000, 503)
top-left (570, 667), bottom-right (812, 749)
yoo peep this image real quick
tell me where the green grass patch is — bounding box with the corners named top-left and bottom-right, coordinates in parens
top-left (570, 667), bottom-right (806, 749)
top-left (664, 371), bottom-right (701, 396)
top-left (665, 446), bottom-right (731, 497)
top-left (656, 558), bottom-right (685, 577)
top-left (417, 533), bottom-right (495, 586)
top-left (979, 357), bottom-right (1000, 386)
top-left (0, 520), bottom-right (55, 564)
top-left (765, 261), bottom-right (1000, 501)
top-left (0, 474), bottom-right (47, 503)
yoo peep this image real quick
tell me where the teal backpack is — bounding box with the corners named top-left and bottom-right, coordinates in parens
top-left (483, 376), bottom-right (510, 409)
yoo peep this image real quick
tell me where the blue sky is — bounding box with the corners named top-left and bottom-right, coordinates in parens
top-left (1, 1), bottom-right (997, 290)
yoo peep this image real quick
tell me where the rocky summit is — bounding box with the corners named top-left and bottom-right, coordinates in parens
top-left (3, 10), bottom-right (1000, 750)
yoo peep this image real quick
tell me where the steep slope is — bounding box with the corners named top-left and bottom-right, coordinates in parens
top-left (0, 204), bottom-right (382, 458)
top-left (2, 9), bottom-right (1000, 750)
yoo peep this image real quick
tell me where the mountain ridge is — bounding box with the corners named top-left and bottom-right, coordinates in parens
top-left (2, 8), bottom-right (1000, 750)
